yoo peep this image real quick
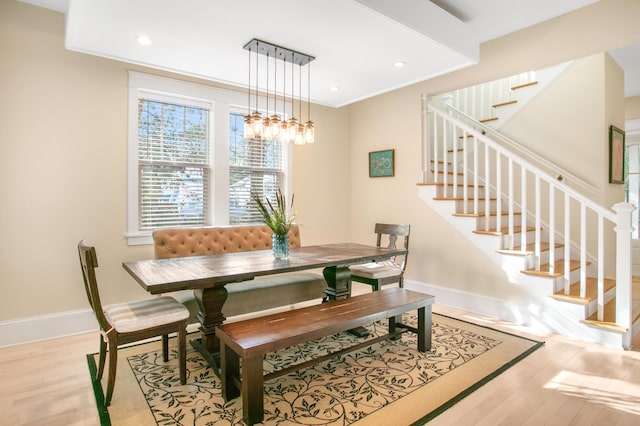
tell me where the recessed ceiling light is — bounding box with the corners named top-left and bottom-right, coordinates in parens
top-left (394, 61), bottom-right (406, 68)
top-left (330, 86), bottom-right (341, 92)
top-left (136, 35), bottom-right (152, 46)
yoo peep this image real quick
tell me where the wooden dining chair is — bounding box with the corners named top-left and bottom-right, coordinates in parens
top-left (78, 240), bottom-right (189, 406)
top-left (350, 223), bottom-right (410, 291)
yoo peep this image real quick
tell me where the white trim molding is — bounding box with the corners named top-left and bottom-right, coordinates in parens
top-left (0, 308), bottom-right (97, 348)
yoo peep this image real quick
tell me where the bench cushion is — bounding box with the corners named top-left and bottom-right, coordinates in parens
top-left (171, 273), bottom-right (326, 320)
top-left (153, 225), bottom-right (302, 259)
top-left (152, 225), bottom-right (325, 321)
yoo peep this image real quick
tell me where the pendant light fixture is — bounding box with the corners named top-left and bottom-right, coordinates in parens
top-left (304, 63), bottom-right (315, 144)
top-left (269, 50), bottom-right (281, 139)
top-left (280, 54), bottom-right (290, 143)
top-left (287, 57), bottom-right (299, 143)
top-left (243, 39), bottom-right (315, 144)
top-left (243, 45), bottom-right (254, 138)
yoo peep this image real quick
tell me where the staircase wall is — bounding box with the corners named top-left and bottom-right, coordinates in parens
top-left (497, 52), bottom-right (625, 277)
top-left (499, 53), bottom-right (623, 195)
top-left (347, 1), bottom-right (639, 345)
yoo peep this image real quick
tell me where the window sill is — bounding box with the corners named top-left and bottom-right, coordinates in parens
top-left (126, 232), bottom-right (153, 246)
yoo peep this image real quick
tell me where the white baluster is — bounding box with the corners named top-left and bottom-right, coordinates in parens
top-left (535, 176), bottom-right (541, 271)
top-left (463, 131), bottom-right (468, 213)
top-left (496, 150), bottom-right (502, 235)
top-left (452, 126), bottom-right (458, 198)
top-left (549, 185), bottom-right (555, 274)
top-left (521, 167), bottom-right (527, 251)
top-left (485, 145), bottom-right (490, 231)
top-left (508, 158), bottom-right (514, 249)
top-left (564, 192), bottom-right (571, 295)
top-left (473, 136), bottom-right (478, 215)
top-left (580, 204), bottom-right (586, 298)
top-left (597, 214), bottom-right (604, 321)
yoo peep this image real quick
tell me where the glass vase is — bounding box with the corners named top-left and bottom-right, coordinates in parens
top-left (272, 233), bottom-right (289, 259)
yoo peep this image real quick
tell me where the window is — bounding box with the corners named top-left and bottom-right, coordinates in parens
top-left (127, 72), bottom-right (291, 245)
top-left (229, 112), bottom-right (287, 224)
top-left (138, 98), bottom-right (210, 230)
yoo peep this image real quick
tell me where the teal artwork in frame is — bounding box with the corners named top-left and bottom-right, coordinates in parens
top-left (369, 149), bottom-right (395, 177)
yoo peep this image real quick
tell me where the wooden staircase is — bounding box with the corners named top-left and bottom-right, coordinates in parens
top-left (418, 144), bottom-right (640, 348)
top-left (478, 80), bottom-right (537, 124)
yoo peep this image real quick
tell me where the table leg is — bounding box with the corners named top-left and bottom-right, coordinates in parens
top-left (417, 305), bottom-right (432, 352)
top-left (192, 286), bottom-right (228, 369)
top-left (322, 265), bottom-right (351, 301)
top-left (323, 265), bottom-right (369, 337)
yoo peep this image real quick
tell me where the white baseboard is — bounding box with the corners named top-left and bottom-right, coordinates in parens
top-left (0, 282), bottom-right (521, 348)
top-left (0, 300), bottom-right (322, 348)
top-left (2, 279), bottom-right (625, 348)
top-left (0, 308), bottom-right (98, 348)
top-left (403, 279), bottom-right (532, 327)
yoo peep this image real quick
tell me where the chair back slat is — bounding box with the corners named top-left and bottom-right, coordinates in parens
top-left (373, 223), bottom-right (410, 270)
top-left (78, 240), bottom-right (110, 330)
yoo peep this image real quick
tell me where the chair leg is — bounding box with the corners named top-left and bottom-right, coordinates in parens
top-left (398, 276), bottom-right (404, 288)
top-left (105, 335), bottom-right (118, 406)
top-left (178, 325), bottom-right (187, 385)
top-left (162, 334), bottom-right (169, 362)
top-left (97, 336), bottom-right (107, 380)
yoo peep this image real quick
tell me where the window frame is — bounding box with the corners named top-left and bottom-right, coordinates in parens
top-left (126, 71), bottom-right (292, 245)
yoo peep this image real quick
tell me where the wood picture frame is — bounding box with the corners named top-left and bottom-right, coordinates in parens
top-left (609, 125), bottom-right (626, 184)
top-left (369, 149), bottom-right (395, 177)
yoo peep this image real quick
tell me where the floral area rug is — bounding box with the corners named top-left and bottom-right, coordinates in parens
top-left (87, 313), bottom-right (542, 425)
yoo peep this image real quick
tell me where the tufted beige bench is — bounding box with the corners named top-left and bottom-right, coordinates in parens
top-left (152, 225), bottom-right (327, 322)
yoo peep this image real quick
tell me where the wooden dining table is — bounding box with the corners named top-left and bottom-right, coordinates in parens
top-left (123, 242), bottom-right (407, 371)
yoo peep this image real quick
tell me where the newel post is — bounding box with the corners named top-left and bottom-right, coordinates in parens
top-left (613, 202), bottom-right (635, 348)
top-left (421, 95), bottom-right (431, 183)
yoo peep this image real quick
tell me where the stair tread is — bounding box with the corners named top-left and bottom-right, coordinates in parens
top-left (511, 81), bottom-right (539, 91)
top-left (522, 259), bottom-right (589, 278)
top-left (497, 242), bottom-right (563, 256)
top-left (433, 197), bottom-right (497, 201)
top-left (432, 169), bottom-right (464, 176)
top-left (430, 182), bottom-right (485, 188)
top-left (582, 281), bottom-right (640, 324)
top-left (453, 211), bottom-right (522, 218)
top-left (479, 117), bottom-right (498, 123)
top-left (581, 297), bottom-right (640, 333)
top-left (473, 226), bottom-right (534, 236)
top-left (550, 277), bottom-right (616, 305)
top-left (492, 100), bottom-right (518, 108)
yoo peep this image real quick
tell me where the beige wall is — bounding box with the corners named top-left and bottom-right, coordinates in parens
top-left (626, 97), bottom-right (640, 120)
top-left (349, 0), bottom-right (635, 298)
top-left (2, 0), bottom-right (640, 325)
top-left (0, 1), bottom-right (350, 321)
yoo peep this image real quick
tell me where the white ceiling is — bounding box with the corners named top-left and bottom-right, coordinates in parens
top-left (20, 0), bottom-right (638, 106)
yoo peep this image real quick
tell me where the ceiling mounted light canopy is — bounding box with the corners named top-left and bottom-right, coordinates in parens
top-left (243, 38), bottom-right (316, 144)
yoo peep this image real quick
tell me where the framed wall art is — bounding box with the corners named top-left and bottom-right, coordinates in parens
top-left (609, 125), bottom-right (625, 184)
top-left (369, 149), bottom-right (394, 177)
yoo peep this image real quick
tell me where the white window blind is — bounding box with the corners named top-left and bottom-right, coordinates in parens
top-left (229, 112), bottom-right (287, 224)
top-left (138, 98), bottom-right (210, 230)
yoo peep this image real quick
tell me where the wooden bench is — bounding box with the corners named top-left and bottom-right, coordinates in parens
top-left (216, 288), bottom-right (435, 426)
top-left (152, 225), bottom-right (327, 322)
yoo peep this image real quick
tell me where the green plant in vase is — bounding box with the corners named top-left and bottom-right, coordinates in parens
top-left (254, 189), bottom-right (296, 259)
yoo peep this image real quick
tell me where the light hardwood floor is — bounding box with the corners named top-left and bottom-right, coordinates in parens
top-left (2, 284), bottom-right (640, 425)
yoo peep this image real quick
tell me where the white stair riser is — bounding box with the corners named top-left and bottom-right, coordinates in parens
top-left (454, 199), bottom-right (499, 213)
top-left (474, 214), bottom-right (523, 230)
top-left (438, 185), bottom-right (486, 199)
